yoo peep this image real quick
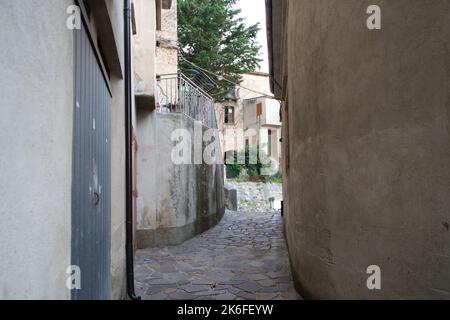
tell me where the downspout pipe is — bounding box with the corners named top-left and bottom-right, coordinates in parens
top-left (124, 0), bottom-right (140, 300)
top-left (265, 0), bottom-right (275, 94)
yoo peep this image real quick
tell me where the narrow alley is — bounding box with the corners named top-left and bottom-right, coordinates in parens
top-left (1, 0), bottom-right (449, 303)
top-left (134, 211), bottom-right (301, 300)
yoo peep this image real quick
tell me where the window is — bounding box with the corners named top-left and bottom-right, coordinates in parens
top-left (268, 129), bottom-right (272, 157)
top-left (224, 106), bottom-right (235, 124)
top-left (131, 2), bottom-right (137, 35)
top-left (256, 103), bottom-right (263, 117)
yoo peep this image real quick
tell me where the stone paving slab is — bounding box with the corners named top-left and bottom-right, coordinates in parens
top-left (135, 211), bottom-right (302, 300)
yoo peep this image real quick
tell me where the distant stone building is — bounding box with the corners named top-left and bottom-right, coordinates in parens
top-left (215, 72), bottom-right (282, 170)
top-left (243, 96), bottom-right (282, 167)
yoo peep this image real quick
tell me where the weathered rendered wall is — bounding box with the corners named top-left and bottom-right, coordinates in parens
top-left (0, 0), bottom-right (73, 299)
top-left (0, 0), bottom-right (128, 299)
top-left (136, 112), bottom-right (225, 248)
top-left (281, 0), bottom-right (450, 299)
top-left (106, 0), bottom-right (127, 300)
top-left (133, 0), bottom-right (157, 97)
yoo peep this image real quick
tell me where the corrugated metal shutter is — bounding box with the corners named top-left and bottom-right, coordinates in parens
top-left (71, 21), bottom-right (112, 300)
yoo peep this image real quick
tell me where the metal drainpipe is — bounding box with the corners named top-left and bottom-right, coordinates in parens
top-left (124, 0), bottom-right (140, 300)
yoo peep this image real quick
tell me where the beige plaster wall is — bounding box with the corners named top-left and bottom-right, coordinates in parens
top-left (278, 0), bottom-right (450, 299)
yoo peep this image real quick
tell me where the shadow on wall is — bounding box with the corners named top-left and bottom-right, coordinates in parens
top-left (136, 111), bottom-right (225, 248)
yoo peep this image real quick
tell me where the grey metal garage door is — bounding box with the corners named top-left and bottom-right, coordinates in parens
top-left (71, 21), bottom-right (112, 300)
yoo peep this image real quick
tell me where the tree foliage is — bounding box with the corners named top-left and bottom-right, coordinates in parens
top-left (178, 0), bottom-right (262, 101)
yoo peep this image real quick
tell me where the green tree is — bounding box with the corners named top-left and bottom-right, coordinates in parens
top-left (178, 0), bottom-right (262, 101)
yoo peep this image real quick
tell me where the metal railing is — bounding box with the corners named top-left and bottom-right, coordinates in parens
top-left (156, 73), bottom-right (217, 129)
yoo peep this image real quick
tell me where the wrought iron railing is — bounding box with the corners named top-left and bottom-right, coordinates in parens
top-left (156, 73), bottom-right (217, 129)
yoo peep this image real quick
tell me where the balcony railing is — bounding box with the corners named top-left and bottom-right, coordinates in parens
top-left (156, 73), bottom-right (217, 129)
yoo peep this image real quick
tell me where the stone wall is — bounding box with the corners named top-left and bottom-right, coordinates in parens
top-left (225, 181), bottom-right (282, 213)
top-left (156, 0), bottom-right (178, 75)
top-left (136, 112), bottom-right (225, 248)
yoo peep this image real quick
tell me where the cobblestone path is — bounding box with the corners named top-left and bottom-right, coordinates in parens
top-left (135, 211), bottom-right (301, 300)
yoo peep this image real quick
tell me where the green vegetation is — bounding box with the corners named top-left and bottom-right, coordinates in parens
top-left (225, 146), bottom-right (282, 183)
top-left (178, 0), bottom-right (262, 101)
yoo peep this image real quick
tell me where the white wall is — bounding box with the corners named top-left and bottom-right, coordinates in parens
top-left (243, 97), bottom-right (281, 127)
top-left (106, 0), bottom-right (127, 300)
top-left (0, 0), bottom-right (73, 299)
top-left (136, 112), bottom-right (197, 230)
top-left (0, 0), bottom-right (129, 300)
top-left (260, 129), bottom-right (269, 155)
top-left (242, 97), bottom-right (282, 165)
top-left (239, 73), bottom-right (272, 100)
top-left (243, 98), bottom-right (259, 129)
top-left (133, 0), bottom-right (157, 96)
top-left (263, 99), bottom-right (281, 126)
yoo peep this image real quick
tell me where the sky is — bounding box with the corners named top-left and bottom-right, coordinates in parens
top-left (235, 0), bottom-right (269, 73)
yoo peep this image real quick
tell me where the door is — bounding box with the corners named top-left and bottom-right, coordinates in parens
top-left (71, 21), bottom-right (112, 300)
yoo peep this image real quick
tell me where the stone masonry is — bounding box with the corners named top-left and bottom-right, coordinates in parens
top-left (135, 210), bottom-right (301, 300)
top-left (225, 181), bottom-right (283, 213)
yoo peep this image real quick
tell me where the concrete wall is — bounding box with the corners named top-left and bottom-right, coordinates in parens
top-left (0, 0), bottom-right (128, 300)
top-left (272, 0), bottom-right (450, 299)
top-left (136, 112), bottom-right (225, 248)
top-left (105, 0), bottom-right (127, 300)
top-left (132, 0), bottom-right (220, 249)
top-left (258, 127), bottom-right (281, 163)
top-left (263, 99), bottom-right (281, 126)
top-left (133, 0), bottom-right (157, 97)
top-left (0, 0), bottom-right (73, 299)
